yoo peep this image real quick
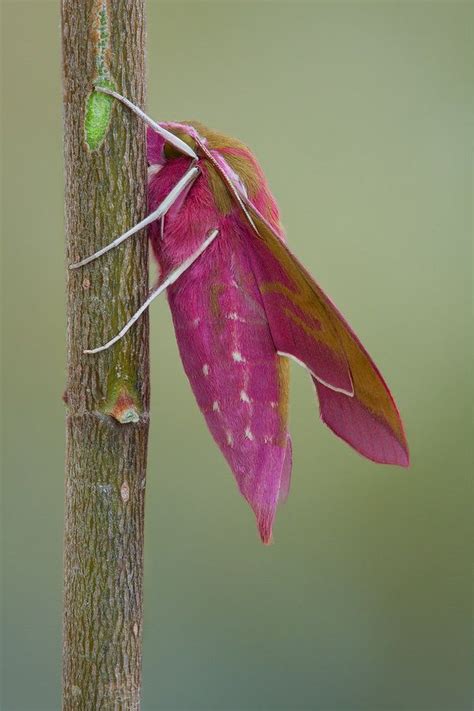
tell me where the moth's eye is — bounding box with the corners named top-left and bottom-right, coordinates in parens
top-left (164, 133), bottom-right (197, 161)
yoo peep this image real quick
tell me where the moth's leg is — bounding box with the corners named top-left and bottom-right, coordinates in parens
top-left (69, 164), bottom-right (199, 269)
top-left (84, 228), bottom-right (219, 354)
top-left (95, 86), bottom-right (198, 160)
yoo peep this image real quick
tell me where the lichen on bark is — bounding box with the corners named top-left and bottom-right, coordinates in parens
top-left (84, 1), bottom-right (115, 150)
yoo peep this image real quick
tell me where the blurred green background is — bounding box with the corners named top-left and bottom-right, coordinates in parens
top-left (1, 1), bottom-right (472, 709)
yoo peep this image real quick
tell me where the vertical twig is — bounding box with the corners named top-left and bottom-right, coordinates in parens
top-left (61, 2), bottom-right (149, 708)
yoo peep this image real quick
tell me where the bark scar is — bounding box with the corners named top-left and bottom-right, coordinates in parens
top-left (102, 364), bottom-right (142, 424)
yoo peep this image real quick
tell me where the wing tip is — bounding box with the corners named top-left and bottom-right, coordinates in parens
top-left (314, 378), bottom-right (410, 468)
top-left (246, 503), bottom-right (275, 545)
top-left (319, 408), bottom-right (410, 468)
top-left (355, 441), bottom-right (410, 468)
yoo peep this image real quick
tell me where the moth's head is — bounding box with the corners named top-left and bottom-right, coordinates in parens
top-left (147, 123), bottom-right (202, 167)
top-left (147, 121), bottom-right (263, 204)
top-left (147, 121), bottom-right (250, 165)
top-left (164, 127), bottom-right (199, 161)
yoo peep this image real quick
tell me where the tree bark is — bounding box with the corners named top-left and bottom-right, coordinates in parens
top-left (61, 2), bottom-right (149, 709)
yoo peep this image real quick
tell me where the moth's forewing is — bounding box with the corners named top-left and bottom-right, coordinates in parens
top-left (166, 226), bottom-right (292, 544)
top-left (147, 143), bottom-right (292, 543)
top-left (243, 203), bottom-right (409, 466)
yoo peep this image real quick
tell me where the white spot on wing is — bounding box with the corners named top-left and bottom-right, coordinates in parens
top-left (193, 317), bottom-right (201, 327)
top-left (226, 312), bottom-right (246, 322)
top-left (202, 364), bottom-right (210, 376)
top-left (244, 427), bottom-right (254, 441)
top-left (226, 431), bottom-right (234, 446)
top-left (232, 351), bottom-right (246, 363)
top-left (240, 390), bottom-right (251, 403)
top-left (212, 400), bottom-right (220, 412)
top-left (270, 401), bottom-right (277, 409)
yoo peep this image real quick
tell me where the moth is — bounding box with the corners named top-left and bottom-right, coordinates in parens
top-left (71, 88), bottom-right (409, 544)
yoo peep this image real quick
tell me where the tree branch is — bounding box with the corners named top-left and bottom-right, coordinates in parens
top-left (61, 2), bottom-right (149, 708)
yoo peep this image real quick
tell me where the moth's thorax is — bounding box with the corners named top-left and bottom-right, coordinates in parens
top-left (148, 156), bottom-right (219, 274)
top-left (147, 120), bottom-right (283, 275)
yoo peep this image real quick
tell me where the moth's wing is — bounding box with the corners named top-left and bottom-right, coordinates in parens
top-left (243, 203), bottom-right (409, 467)
top-left (166, 226), bottom-right (292, 543)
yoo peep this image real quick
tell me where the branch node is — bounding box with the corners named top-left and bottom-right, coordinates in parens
top-left (103, 380), bottom-right (141, 424)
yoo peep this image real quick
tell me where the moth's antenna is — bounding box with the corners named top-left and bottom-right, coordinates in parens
top-left (84, 228), bottom-right (219, 354)
top-left (95, 86), bottom-right (198, 160)
top-left (69, 165), bottom-right (200, 269)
